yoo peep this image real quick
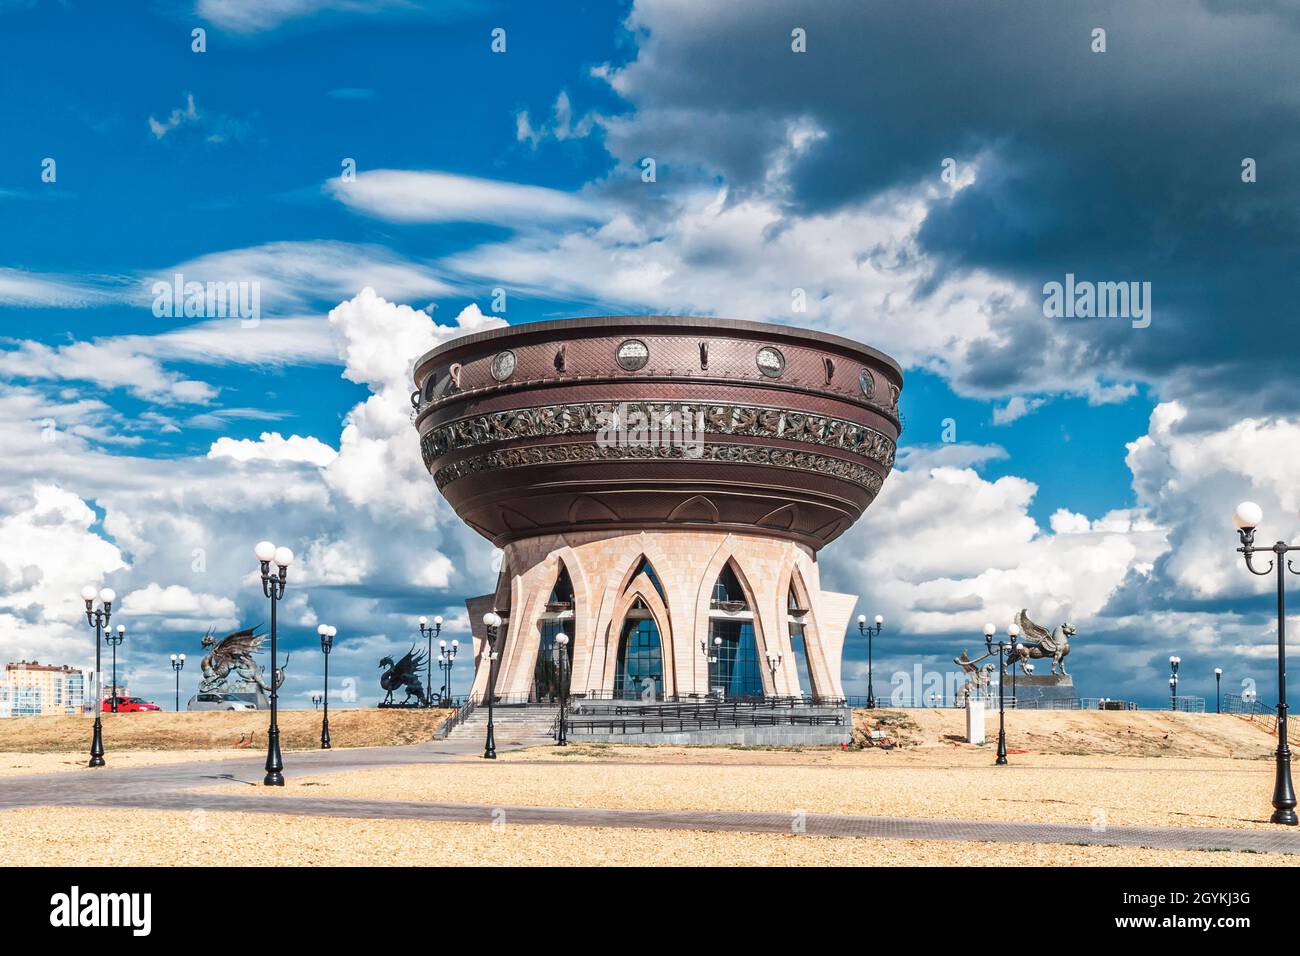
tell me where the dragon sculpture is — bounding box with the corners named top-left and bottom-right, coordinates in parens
top-left (1008, 609), bottom-right (1076, 676)
top-left (198, 625), bottom-right (289, 694)
top-left (379, 646), bottom-right (429, 707)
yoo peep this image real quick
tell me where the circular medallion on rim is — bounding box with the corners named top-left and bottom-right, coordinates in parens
top-left (616, 339), bottom-right (650, 371)
top-left (490, 350), bottom-right (516, 382)
top-left (756, 346), bottom-right (786, 378)
top-left (859, 368), bottom-right (874, 398)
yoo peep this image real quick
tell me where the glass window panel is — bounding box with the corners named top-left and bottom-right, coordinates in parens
top-left (615, 618), bottom-right (663, 700)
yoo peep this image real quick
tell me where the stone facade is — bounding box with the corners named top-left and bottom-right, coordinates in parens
top-left (465, 528), bottom-right (858, 702)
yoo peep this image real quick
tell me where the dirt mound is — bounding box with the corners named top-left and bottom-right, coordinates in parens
top-left (0, 708), bottom-right (449, 753)
top-left (853, 708), bottom-right (1277, 759)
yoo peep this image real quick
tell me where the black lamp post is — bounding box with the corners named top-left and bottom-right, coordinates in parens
top-left (1169, 655), bottom-right (1180, 711)
top-left (79, 585), bottom-right (116, 767)
top-left (555, 631), bottom-right (570, 746)
top-left (255, 539), bottom-right (294, 787)
top-left (482, 611), bottom-right (503, 759)
top-left (984, 622), bottom-right (1008, 765)
top-left (418, 615), bottom-right (443, 704)
top-left (169, 653), bottom-right (185, 711)
top-left (105, 623), bottom-right (125, 711)
top-left (1215, 667), bottom-right (1222, 714)
top-left (1008, 624), bottom-right (1021, 708)
top-left (316, 623), bottom-right (336, 749)
top-left (1233, 501), bottom-right (1298, 825)
top-left (438, 636), bottom-right (459, 707)
top-left (857, 613), bottom-right (884, 708)
top-left (311, 692), bottom-right (322, 710)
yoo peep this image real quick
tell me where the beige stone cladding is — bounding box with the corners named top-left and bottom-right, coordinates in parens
top-left (466, 528), bottom-right (857, 701)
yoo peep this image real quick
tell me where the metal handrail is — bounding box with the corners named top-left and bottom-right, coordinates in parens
top-left (438, 695), bottom-right (478, 738)
top-left (567, 710), bottom-right (846, 735)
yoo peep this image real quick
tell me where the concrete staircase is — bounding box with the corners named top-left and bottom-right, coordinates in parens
top-left (450, 704), bottom-right (558, 748)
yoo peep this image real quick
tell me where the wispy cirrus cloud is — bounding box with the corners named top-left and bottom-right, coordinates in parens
top-left (149, 241), bottom-right (454, 312)
top-left (195, 0), bottom-right (481, 35)
top-left (0, 315), bottom-right (338, 404)
top-left (326, 170), bottom-right (605, 227)
top-left (0, 267), bottom-right (127, 308)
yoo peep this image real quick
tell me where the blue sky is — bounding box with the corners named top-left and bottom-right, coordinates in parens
top-left (2, 0), bottom-right (1298, 712)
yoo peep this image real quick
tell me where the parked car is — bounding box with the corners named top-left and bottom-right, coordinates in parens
top-left (102, 696), bottom-right (161, 713)
top-left (187, 692), bottom-right (256, 712)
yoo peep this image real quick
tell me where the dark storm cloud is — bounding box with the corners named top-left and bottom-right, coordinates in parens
top-left (610, 0), bottom-right (1300, 409)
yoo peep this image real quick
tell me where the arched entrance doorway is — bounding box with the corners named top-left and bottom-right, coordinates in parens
top-left (533, 564), bottom-right (576, 702)
top-left (614, 607), bottom-right (664, 701)
top-left (707, 562), bottom-right (764, 700)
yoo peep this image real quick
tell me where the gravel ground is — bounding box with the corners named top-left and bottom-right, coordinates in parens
top-left (2, 807), bottom-right (1291, 866)
top-left (254, 751), bottom-right (1283, 830)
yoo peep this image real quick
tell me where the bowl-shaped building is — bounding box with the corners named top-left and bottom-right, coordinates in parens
top-left (412, 316), bottom-right (901, 703)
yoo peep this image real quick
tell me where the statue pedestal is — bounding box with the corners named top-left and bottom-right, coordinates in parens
top-left (965, 698), bottom-right (986, 744)
top-left (1012, 673), bottom-right (1075, 706)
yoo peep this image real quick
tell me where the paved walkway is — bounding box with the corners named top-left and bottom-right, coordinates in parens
top-left (4, 741), bottom-right (1300, 855)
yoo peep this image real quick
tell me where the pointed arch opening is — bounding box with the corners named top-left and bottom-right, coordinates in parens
top-left (628, 555), bottom-right (667, 603)
top-left (787, 583), bottom-right (815, 700)
top-left (614, 597), bottom-right (664, 700)
top-left (532, 560), bottom-right (577, 703)
top-left (707, 559), bottom-right (763, 700)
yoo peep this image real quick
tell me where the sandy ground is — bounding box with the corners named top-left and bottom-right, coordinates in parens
top-left (1, 807), bottom-right (1290, 866)
top-left (0, 749), bottom-right (250, 777)
top-left (0, 708), bottom-right (448, 754)
top-left (255, 749), bottom-right (1283, 831)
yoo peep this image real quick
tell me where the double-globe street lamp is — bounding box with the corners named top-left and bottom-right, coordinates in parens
top-left (169, 653), bottom-right (186, 711)
top-left (438, 637), bottom-right (459, 706)
top-left (1008, 624), bottom-right (1021, 708)
top-left (105, 623), bottom-right (126, 711)
top-left (254, 540), bottom-right (294, 787)
top-left (984, 622), bottom-right (1010, 766)
top-left (1215, 667), bottom-right (1223, 713)
top-left (555, 631), bottom-right (570, 746)
top-left (857, 614), bottom-right (884, 708)
top-left (482, 611), bottom-right (503, 759)
top-left (79, 586), bottom-right (117, 767)
top-left (316, 624), bottom-right (336, 749)
top-left (418, 616), bottom-right (441, 704)
top-left (1232, 501), bottom-right (1299, 826)
top-left (1169, 655), bottom-right (1181, 711)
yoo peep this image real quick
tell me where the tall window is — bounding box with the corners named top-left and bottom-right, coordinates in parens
top-left (533, 619), bottom-right (573, 703)
top-left (788, 586), bottom-right (814, 699)
top-left (709, 619), bottom-right (764, 700)
top-left (534, 564), bottom-right (576, 702)
top-left (614, 615), bottom-right (663, 700)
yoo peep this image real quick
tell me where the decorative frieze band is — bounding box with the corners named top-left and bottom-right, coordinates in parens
top-left (431, 441), bottom-right (886, 495)
top-left (420, 400), bottom-right (897, 472)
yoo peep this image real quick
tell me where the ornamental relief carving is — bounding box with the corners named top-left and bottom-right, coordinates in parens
top-left (420, 400), bottom-right (896, 472)
top-left (430, 441), bottom-right (886, 496)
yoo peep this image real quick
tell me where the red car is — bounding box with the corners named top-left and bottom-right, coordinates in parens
top-left (102, 696), bottom-right (161, 713)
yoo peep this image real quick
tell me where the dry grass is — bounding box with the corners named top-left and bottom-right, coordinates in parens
top-left (2, 807), bottom-right (1291, 866)
top-left (851, 708), bottom-right (1278, 759)
top-left (0, 708), bottom-right (448, 754)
